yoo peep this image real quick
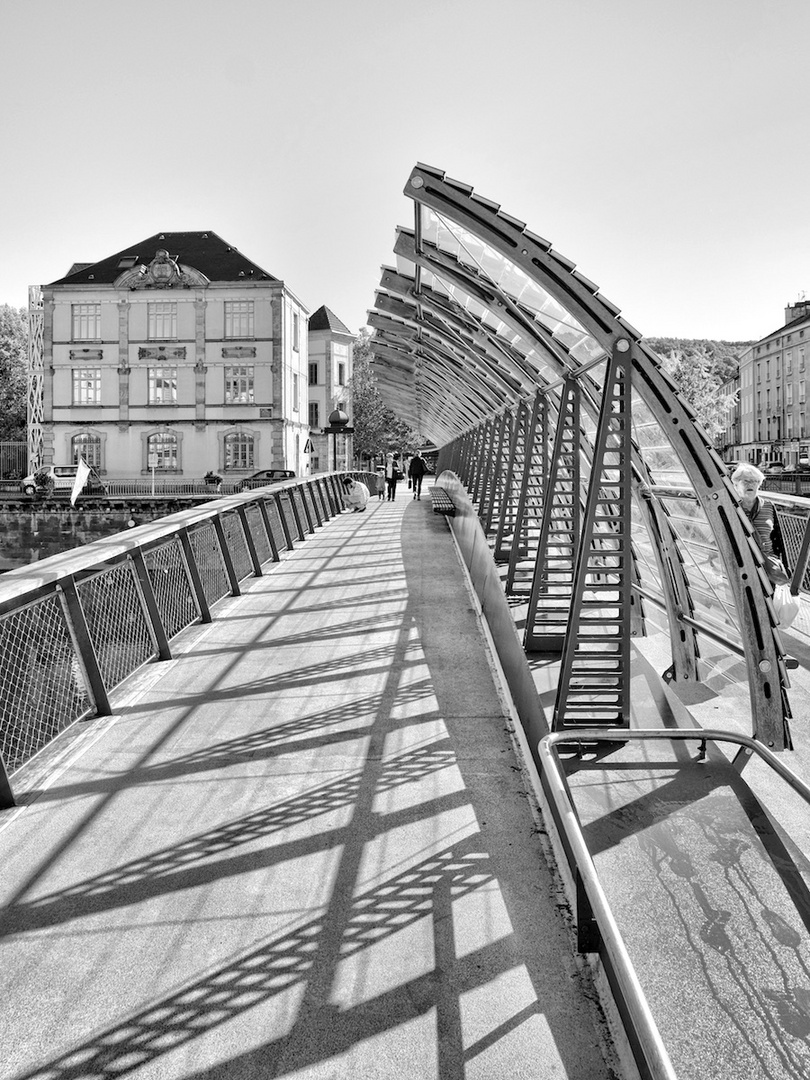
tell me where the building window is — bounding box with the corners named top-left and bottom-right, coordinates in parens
top-left (72, 303), bottom-right (101, 341)
top-left (309, 402), bottom-right (320, 428)
top-left (787, 351), bottom-right (793, 375)
top-left (800, 347), bottom-right (806, 372)
top-left (293, 311), bottom-right (300, 351)
top-left (147, 432), bottom-right (178, 471)
top-left (800, 380), bottom-right (806, 405)
top-left (309, 362), bottom-right (318, 385)
top-left (71, 432), bottom-right (101, 468)
top-left (224, 301), bottom-right (254, 339)
top-left (224, 365), bottom-right (254, 404)
top-left (72, 368), bottom-right (101, 405)
top-left (224, 432), bottom-right (254, 471)
top-left (148, 367), bottom-right (177, 404)
top-left (787, 384), bottom-right (794, 406)
top-left (292, 373), bottom-right (299, 412)
top-left (334, 342), bottom-right (349, 386)
top-left (148, 302), bottom-right (177, 340)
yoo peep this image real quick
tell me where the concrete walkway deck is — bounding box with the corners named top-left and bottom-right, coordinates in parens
top-left (0, 490), bottom-right (615, 1080)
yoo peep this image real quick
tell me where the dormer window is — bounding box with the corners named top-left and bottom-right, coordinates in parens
top-left (117, 256), bottom-right (138, 269)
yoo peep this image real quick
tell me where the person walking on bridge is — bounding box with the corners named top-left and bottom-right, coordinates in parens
top-left (732, 464), bottom-right (786, 584)
top-left (384, 453), bottom-right (399, 501)
top-left (408, 451), bottom-right (428, 500)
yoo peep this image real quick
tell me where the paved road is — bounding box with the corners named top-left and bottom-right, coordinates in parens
top-left (0, 491), bottom-right (615, 1080)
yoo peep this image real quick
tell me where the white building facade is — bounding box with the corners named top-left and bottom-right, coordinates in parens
top-left (29, 232), bottom-right (310, 479)
top-left (306, 305), bottom-right (354, 472)
top-left (722, 299), bottom-right (810, 466)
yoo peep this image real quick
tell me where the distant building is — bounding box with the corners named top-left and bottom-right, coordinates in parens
top-left (725, 298), bottom-right (810, 466)
top-left (28, 232), bottom-right (310, 479)
top-left (306, 305), bottom-right (354, 471)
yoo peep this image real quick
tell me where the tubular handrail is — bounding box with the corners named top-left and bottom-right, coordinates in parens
top-left (539, 726), bottom-right (810, 1080)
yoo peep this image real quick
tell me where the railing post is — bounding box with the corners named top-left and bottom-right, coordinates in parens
top-left (131, 549), bottom-right (172, 660)
top-left (258, 499), bottom-right (280, 562)
top-left (315, 478), bottom-right (331, 521)
top-left (58, 576), bottom-right (112, 717)
top-left (298, 485), bottom-right (315, 534)
top-left (236, 506), bottom-right (263, 577)
top-left (273, 492), bottom-right (294, 550)
top-left (0, 755), bottom-right (15, 809)
top-left (178, 527), bottom-right (212, 623)
top-left (212, 516), bottom-right (241, 595)
top-left (288, 489), bottom-right (306, 541)
top-left (306, 482), bottom-right (323, 527)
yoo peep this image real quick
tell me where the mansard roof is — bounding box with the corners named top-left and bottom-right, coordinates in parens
top-left (309, 305), bottom-right (353, 335)
top-left (49, 231), bottom-right (279, 286)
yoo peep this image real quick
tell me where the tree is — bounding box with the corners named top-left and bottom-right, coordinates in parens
top-left (349, 330), bottom-right (425, 463)
top-left (645, 337), bottom-right (748, 441)
top-left (0, 304), bottom-right (28, 441)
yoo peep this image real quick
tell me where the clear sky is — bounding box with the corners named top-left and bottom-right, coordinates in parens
top-left (2, 0), bottom-right (808, 341)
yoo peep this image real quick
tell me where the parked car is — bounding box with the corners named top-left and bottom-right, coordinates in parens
top-left (236, 469), bottom-right (296, 492)
top-left (20, 464), bottom-right (106, 497)
top-left (762, 461), bottom-right (786, 474)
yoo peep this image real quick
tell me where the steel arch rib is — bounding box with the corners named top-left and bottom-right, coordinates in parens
top-left (394, 163), bottom-right (790, 750)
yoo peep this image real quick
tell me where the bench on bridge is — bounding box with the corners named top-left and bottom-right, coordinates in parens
top-left (430, 486), bottom-right (456, 517)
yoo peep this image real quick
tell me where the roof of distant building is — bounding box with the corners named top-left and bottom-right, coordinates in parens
top-left (309, 305), bottom-right (353, 335)
top-left (760, 311), bottom-right (810, 342)
top-left (48, 231), bottom-right (279, 286)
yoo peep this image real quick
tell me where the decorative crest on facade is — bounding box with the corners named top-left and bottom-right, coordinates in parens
top-left (115, 249), bottom-right (209, 290)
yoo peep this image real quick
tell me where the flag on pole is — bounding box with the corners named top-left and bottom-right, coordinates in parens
top-left (70, 457), bottom-right (91, 507)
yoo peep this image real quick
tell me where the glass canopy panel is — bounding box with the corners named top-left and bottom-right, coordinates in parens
top-left (420, 208), bottom-right (608, 379)
top-left (394, 252), bottom-right (416, 278)
top-left (655, 492), bottom-right (744, 668)
top-left (630, 501), bottom-right (665, 601)
top-left (630, 390), bottom-right (691, 487)
top-left (419, 265), bottom-right (560, 388)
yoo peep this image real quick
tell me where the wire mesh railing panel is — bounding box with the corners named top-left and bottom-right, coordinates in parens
top-left (244, 504), bottom-right (272, 565)
top-left (776, 508), bottom-right (810, 592)
top-left (188, 522), bottom-right (230, 607)
top-left (144, 538), bottom-right (200, 639)
top-left (0, 595), bottom-right (92, 773)
top-left (280, 492), bottom-right (299, 542)
top-left (77, 561), bottom-right (155, 692)
top-left (263, 498), bottom-right (287, 553)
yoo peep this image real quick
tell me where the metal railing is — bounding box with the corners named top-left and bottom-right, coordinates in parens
top-left (0, 472), bottom-right (370, 808)
top-left (539, 727), bottom-right (810, 1080)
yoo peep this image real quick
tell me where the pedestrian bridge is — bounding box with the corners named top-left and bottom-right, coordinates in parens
top-left (2, 471), bottom-right (810, 1080)
top-left (5, 164), bottom-right (810, 1079)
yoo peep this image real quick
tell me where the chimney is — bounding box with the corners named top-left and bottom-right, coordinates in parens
top-left (785, 296), bottom-right (810, 325)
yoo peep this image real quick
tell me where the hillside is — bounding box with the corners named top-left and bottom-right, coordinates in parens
top-left (643, 337), bottom-right (753, 383)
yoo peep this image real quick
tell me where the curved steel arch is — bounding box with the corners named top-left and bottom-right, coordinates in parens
top-left (368, 165), bottom-right (792, 749)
